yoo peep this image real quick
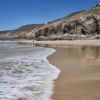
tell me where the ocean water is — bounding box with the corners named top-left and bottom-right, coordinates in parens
top-left (0, 42), bottom-right (60, 100)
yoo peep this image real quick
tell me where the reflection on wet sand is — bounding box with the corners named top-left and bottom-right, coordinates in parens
top-left (17, 41), bottom-right (35, 46)
top-left (48, 45), bottom-right (100, 100)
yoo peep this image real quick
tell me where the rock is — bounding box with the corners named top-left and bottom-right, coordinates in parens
top-left (82, 17), bottom-right (97, 35)
top-left (34, 3), bottom-right (100, 40)
top-left (95, 3), bottom-right (100, 9)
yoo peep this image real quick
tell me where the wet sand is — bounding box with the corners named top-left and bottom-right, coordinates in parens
top-left (48, 45), bottom-right (100, 100)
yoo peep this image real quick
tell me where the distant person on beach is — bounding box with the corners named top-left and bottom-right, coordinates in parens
top-left (33, 39), bottom-right (34, 43)
top-left (32, 39), bottom-right (35, 46)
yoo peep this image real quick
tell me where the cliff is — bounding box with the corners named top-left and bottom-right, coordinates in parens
top-left (35, 3), bottom-right (100, 40)
top-left (0, 3), bottom-right (100, 40)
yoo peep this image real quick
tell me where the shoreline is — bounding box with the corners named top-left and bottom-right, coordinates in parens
top-left (1, 40), bottom-right (100, 47)
top-left (1, 40), bottom-right (100, 46)
top-left (0, 40), bottom-right (100, 100)
top-left (44, 48), bottom-right (60, 100)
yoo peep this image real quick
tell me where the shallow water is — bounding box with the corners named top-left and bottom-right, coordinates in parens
top-left (0, 42), bottom-right (60, 100)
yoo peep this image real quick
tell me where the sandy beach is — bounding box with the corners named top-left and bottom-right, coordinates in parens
top-left (47, 45), bottom-right (100, 100)
top-left (33, 40), bottom-right (100, 47)
top-left (46, 43), bottom-right (100, 100)
top-left (0, 0), bottom-right (99, 99)
top-left (1, 40), bottom-right (100, 100)
top-left (2, 40), bottom-right (100, 46)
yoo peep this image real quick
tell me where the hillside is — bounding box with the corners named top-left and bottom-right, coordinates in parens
top-left (0, 3), bottom-right (100, 40)
top-left (35, 3), bottom-right (100, 40)
top-left (0, 24), bottom-right (44, 40)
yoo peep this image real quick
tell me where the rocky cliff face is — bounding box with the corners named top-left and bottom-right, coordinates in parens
top-left (0, 3), bottom-right (100, 40)
top-left (35, 3), bottom-right (100, 40)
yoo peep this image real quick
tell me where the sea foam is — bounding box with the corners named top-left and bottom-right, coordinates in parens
top-left (0, 43), bottom-right (60, 100)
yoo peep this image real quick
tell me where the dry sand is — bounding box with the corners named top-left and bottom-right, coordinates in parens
top-left (34, 40), bottom-right (100, 46)
top-left (47, 44), bottom-right (100, 100)
top-left (2, 39), bottom-right (100, 46)
top-left (1, 40), bottom-right (100, 46)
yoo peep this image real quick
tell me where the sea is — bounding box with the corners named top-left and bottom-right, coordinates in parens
top-left (0, 42), bottom-right (60, 100)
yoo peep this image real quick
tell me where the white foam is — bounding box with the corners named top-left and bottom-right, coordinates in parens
top-left (0, 46), bottom-right (60, 100)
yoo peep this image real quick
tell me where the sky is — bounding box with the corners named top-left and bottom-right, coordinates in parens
top-left (0, 0), bottom-right (100, 31)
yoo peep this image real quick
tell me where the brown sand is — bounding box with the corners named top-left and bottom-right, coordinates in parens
top-left (34, 40), bottom-right (100, 46)
top-left (48, 45), bottom-right (100, 100)
top-left (1, 40), bottom-right (100, 46)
